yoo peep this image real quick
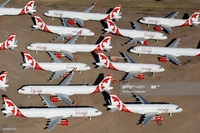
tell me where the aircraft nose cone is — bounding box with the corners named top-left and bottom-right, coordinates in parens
top-left (86, 66), bottom-right (91, 70)
top-left (97, 111), bottom-right (102, 116)
top-left (129, 48), bottom-right (135, 53)
top-left (90, 32), bottom-right (95, 36)
top-left (17, 89), bottom-right (22, 93)
top-left (179, 108), bottom-right (183, 112)
top-left (26, 46), bottom-right (31, 50)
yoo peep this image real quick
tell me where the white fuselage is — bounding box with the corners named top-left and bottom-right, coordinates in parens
top-left (0, 8), bottom-right (23, 15)
top-left (117, 29), bottom-right (167, 40)
top-left (18, 85), bottom-right (113, 95)
top-left (27, 43), bottom-right (100, 53)
top-left (15, 107), bottom-right (102, 118)
top-left (34, 25), bottom-right (94, 36)
top-left (110, 62), bottom-right (165, 73)
top-left (140, 17), bottom-right (187, 27)
top-left (37, 62), bottom-right (91, 72)
top-left (125, 104), bottom-right (182, 114)
top-left (44, 10), bottom-right (108, 21)
top-left (130, 46), bottom-right (200, 57)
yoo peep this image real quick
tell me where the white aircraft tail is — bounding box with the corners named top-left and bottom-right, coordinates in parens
top-left (104, 20), bottom-right (121, 35)
top-left (92, 74), bottom-right (113, 93)
top-left (0, 71), bottom-right (9, 91)
top-left (96, 52), bottom-right (110, 68)
top-left (22, 51), bottom-right (42, 70)
top-left (19, 0), bottom-right (36, 15)
top-left (93, 34), bottom-right (112, 52)
top-left (0, 33), bottom-right (18, 50)
top-left (184, 10), bottom-right (200, 26)
top-left (2, 96), bottom-right (25, 118)
top-left (104, 5), bottom-right (122, 21)
top-left (107, 92), bottom-right (129, 112)
top-left (33, 14), bottom-right (51, 32)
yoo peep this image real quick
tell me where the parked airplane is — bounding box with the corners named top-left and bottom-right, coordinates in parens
top-left (0, 71), bottom-right (9, 91)
top-left (139, 10), bottom-right (200, 34)
top-left (32, 14), bottom-right (94, 42)
top-left (130, 38), bottom-right (200, 66)
top-left (95, 52), bottom-right (164, 82)
top-left (0, 0), bottom-right (36, 16)
top-left (44, 1), bottom-right (122, 27)
top-left (18, 69), bottom-right (113, 106)
top-left (26, 32), bottom-right (113, 61)
top-left (21, 51), bottom-right (91, 81)
top-left (0, 33), bottom-right (18, 50)
top-left (104, 20), bottom-right (167, 45)
top-left (2, 94), bottom-right (102, 131)
top-left (107, 91), bottom-right (182, 126)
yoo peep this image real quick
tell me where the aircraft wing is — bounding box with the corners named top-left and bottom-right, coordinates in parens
top-left (59, 68), bottom-right (76, 86)
top-left (123, 71), bottom-right (140, 82)
top-left (164, 54), bottom-right (181, 66)
top-left (132, 21), bottom-right (143, 31)
top-left (56, 93), bottom-right (74, 106)
top-left (50, 70), bottom-right (66, 81)
top-left (47, 52), bottom-right (63, 63)
top-left (60, 50), bottom-right (74, 61)
top-left (126, 38), bottom-right (144, 45)
top-left (65, 31), bottom-right (81, 44)
top-left (165, 11), bottom-right (179, 18)
top-left (167, 38), bottom-right (181, 48)
top-left (46, 116), bottom-right (63, 131)
top-left (40, 94), bottom-right (57, 108)
top-left (73, 18), bottom-right (85, 27)
top-left (52, 35), bottom-right (72, 42)
top-left (121, 52), bottom-right (136, 63)
top-left (0, 0), bottom-right (10, 8)
top-left (160, 24), bottom-right (172, 34)
top-left (132, 91), bottom-right (150, 104)
top-left (61, 18), bottom-right (71, 27)
top-left (82, 1), bottom-right (98, 13)
top-left (142, 112), bottom-right (157, 126)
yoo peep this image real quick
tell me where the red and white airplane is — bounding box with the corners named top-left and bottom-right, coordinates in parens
top-left (139, 10), bottom-right (200, 34)
top-left (21, 51), bottom-right (91, 81)
top-left (26, 32), bottom-right (113, 61)
top-left (2, 94), bottom-right (102, 131)
top-left (0, 0), bottom-right (36, 16)
top-left (0, 71), bottom-right (9, 91)
top-left (0, 33), bottom-right (18, 50)
top-left (107, 91), bottom-right (182, 126)
top-left (32, 14), bottom-right (95, 42)
top-left (104, 20), bottom-right (167, 45)
top-left (130, 38), bottom-right (200, 66)
top-left (18, 69), bottom-right (113, 106)
top-left (44, 1), bottom-right (122, 27)
top-left (95, 52), bottom-right (165, 82)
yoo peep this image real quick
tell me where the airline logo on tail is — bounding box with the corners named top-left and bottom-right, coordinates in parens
top-left (93, 34), bottom-right (112, 52)
top-left (104, 5), bottom-right (121, 20)
top-left (109, 92), bottom-right (131, 113)
top-left (3, 96), bottom-right (26, 117)
top-left (92, 74), bottom-right (113, 93)
top-left (106, 20), bottom-right (122, 36)
top-left (22, 52), bottom-right (44, 70)
top-left (0, 33), bottom-right (17, 50)
top-left (34, 14), bottom-right (51, 32)
top-left (98, 53), bottom-right (118, 70)
top-left (181, 10), bottom-right (200, 26)
top-left (19, 0), bottom-right (36, 15)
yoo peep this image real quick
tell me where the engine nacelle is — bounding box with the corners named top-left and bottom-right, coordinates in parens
top-left (55, 53), bottom-right (63, 58)
top-left (60, 120), bottom-right (69, 126)
top-left (159, 57), bottom-right (168, 62)
top-left (50, 96), bottom-right (59, 102)
top-left (137, 74), bottom-right (145, 80)
top-left (155, 26), bottom-right (163, 31)
top-left (140, 40), bottom-right (148, 45)
top-left (153, 115), bottom-right (163, 122)
top-left (67, 19), bottom-right (76, 25)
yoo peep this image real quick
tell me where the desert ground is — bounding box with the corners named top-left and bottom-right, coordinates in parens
top-left (0, 0), bottom-right (200, 133)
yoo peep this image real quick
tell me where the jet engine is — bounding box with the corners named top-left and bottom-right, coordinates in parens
top-left (159, 57), bottom-right (168, 62)
top-left (68, 19), bottom-right (76, 25)
top-left (137, 74), bottom-right (145, 79)
top-left (50, 96), bottom-right (59, 102)
top-left (140, 40), bottom-right (148, 45)
top-left (55, 53), bottom-right (63, 58)
top-left (155, 26), bottom-right (163, 31)
top-left (60, 119), bottom-right (69, 126)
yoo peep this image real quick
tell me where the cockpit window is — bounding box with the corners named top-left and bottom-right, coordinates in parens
top-left (20, 89), bottom-right (24, 91)
top-left (159, 66), bottom-right (162, 69)
top-left (95, 110), bottom-right (99, 113)
top-left (176, 107), bottom-right (180, 110)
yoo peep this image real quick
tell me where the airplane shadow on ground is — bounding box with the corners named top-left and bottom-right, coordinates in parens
top-left (91, 52), bottom-right (99, 68)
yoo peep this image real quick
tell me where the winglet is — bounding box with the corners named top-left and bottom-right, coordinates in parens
top-left (93, 1), bottom-right (98, 6)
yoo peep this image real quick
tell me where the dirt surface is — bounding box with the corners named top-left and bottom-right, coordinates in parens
top-left (0, 0), bottom-right (200, 133)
